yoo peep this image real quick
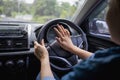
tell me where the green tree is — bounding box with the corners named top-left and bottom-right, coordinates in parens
top-left (59, 2), bottom-right (76, 19)
top-left (1, 0), bottom-right (18, 16)
top-left (0, 0), bottom-right (4, 14)
top-left (33, 0), bottom-right (57, 16)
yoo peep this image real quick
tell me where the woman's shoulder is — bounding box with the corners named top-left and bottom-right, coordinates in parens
top-left (93, 46), bottom-right (120, 58)
top-left (85, 46), bottom-right (120, 65)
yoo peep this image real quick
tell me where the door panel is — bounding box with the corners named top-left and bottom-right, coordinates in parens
top-left (87, 34), bottom-right (118, 52)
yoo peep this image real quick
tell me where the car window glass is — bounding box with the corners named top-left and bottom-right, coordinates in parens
top-left (0, 0), bottom-right (86, 24)
top-left (89, 1), bottom-right (110, 35)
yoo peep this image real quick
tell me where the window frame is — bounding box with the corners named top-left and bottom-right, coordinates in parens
top-left (88, 0), bottom-right (111, 41)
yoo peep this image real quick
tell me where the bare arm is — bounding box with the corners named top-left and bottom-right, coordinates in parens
top-left (40, 57), bottom-right (54, 80)
top-left (34, 40), bottom-right (54, 80)
top-left (68, 45), bottom-right (92, 59)
top-left (54, 25), bottom-right (92, 59)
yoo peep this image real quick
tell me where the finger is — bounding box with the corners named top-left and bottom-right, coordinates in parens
top-left (34, 41), bottom-right (39, 46)
top-left (56, 37), bottom-right (62, 44)
top-left (54, 28), bottom-right (63, 38)
top-left (34, 46), bottom-right (37, 56)
top-left (34, 45), bottom-right (37, 49)
top-left (34, 41), bottom-right (41, 60)
top-left (34, 41), bottom-right (41, 50)
top-left (34, 43), bottom-right (38, 53)
top-left (60, 25), bottom-right (65, 32)
top-left (63, 27), bottom-right (69, 36)
top-left (57, 24), bottom-right (65, 36)
top-left (41, 39), bottom-right (45, 46)
top-left (65, 29), bottom-right (70, 36)
top-left (34, 41), bottom-right (39, 48)
top-left (60, 25), bottom-right (67, 35)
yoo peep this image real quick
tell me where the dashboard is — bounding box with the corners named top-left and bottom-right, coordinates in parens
top-left (0, 21), bottom-right (42, 80)
top-left (0, 22), bottom-right (42, 53)
top-left (0, 24), bottom-right (30, 51)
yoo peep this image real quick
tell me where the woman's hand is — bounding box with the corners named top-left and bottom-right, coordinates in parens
top-left (34, 40), bottom-right (54, 80)
top-left (54, 24), bottom-right (75, 52)
top-left (34, 39), bottom-right (49, 61)
top-left (54, 24), bottom-right (92, 59)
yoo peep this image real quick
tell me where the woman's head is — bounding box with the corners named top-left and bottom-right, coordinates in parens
top-left (106, 0), bottom-right (120, 45)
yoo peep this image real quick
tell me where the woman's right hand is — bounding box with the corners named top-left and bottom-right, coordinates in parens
top-left (54, 24), bottom-right (75, 52)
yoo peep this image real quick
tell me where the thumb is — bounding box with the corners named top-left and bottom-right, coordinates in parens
top-left (41, 39), bottom-right (45, 46)
top-left (34, 41), bottom-right (39, 48)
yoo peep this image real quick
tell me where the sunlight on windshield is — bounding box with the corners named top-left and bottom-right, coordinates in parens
top-left (0, 0), bottom-right (85, 23)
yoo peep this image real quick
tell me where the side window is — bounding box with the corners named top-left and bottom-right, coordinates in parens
top-left (89, 2), bottom-right (110, 35)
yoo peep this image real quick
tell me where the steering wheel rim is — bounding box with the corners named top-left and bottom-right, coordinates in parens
top-left (37, 18), bottom-right (88, 72)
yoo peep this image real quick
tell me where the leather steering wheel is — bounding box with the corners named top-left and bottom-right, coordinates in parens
top-left (37, 19), bottom-right (88, 72)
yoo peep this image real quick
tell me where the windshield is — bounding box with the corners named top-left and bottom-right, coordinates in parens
top-left (0, 0), bottom-right (85, 23)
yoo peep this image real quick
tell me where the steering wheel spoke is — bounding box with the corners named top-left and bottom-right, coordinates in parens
top-left (71, 35), bottom-right (84, 49)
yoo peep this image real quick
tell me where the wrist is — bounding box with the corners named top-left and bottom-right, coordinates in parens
top-left (69, 45), bottom-right (79, 53)
top-left (40, 50), bottom-right (49, 60)
top-left (40, 57), bottom-right (50, 67)
top-left (40, 55), bottom-right (49, 62)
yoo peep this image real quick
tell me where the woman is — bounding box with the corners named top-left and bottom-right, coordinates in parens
top-left (34, 0), bottom-right (120, 80)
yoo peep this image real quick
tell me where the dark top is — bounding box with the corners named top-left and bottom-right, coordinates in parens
top-left (61, 46), bottom-right (120, 80)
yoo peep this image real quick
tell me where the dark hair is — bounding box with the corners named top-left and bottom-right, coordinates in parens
top-left (114, 0), bottom-right (120, 7)
top-left (116, 0), bottom-right (120, 11)
top-left (110, 0), bottom-right (120, 11)
top-left (118, 0), bottom-right (120, 8)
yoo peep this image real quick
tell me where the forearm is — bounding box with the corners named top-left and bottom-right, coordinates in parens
top-left (70, 46), bottom-right (93, 59)
top-left (40, 57), bottom-right (54, 80)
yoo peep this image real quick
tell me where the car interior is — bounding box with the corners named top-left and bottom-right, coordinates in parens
top-left (0, 0), bottom-right (118, 80)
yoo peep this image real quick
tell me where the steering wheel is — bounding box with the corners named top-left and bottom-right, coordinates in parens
top-left (37, 19), bottom-right (88, 73)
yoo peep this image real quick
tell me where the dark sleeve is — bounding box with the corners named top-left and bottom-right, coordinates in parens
top-left (61, 47), bottom-right (120, 80)
top-left (61, 54), bottom-right (97, 80)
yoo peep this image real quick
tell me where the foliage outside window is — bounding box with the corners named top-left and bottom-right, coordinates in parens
top-left (0, 0), bottom-right (84, 24)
